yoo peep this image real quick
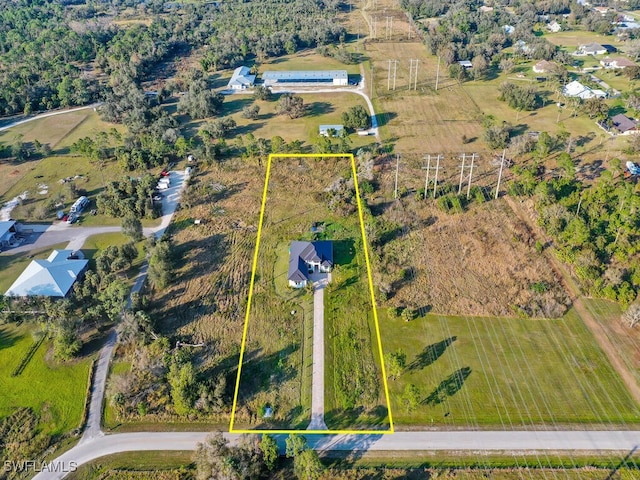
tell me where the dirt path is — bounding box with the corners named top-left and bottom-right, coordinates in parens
top-left (504, 196), bottom-right (640, 405)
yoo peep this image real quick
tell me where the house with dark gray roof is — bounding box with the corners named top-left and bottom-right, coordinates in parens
top-left (611, 114), bottom-right (639, 135)
top-left (288, 241), bottom-right (333, 288)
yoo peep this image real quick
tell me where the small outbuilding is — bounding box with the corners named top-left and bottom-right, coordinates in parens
top-left (0, 220), bottom-right (18, 249)
top-left (533, 60), bottom-right (557, 74)
top-left (319, 125), bottom-right (344, 137)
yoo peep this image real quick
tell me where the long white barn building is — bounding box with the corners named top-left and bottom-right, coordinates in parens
top-left (262, 70), bottom-right (348, 86)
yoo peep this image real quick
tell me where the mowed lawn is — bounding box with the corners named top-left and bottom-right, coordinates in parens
top-left (581, 298), bottom-right (640, 387)
top-left (0, 322), bottom-right (92, 435)
top-left (364, 41), bottom-right (483, 155)
top-left (0, 110), bottom-right (120, 200)
top-left (380, 309), bottom-right (640, 427)
top-left (215, 91), bottom-right (377, 152)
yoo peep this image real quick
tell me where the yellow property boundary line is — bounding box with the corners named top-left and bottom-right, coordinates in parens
top-left (229, 153), bottom-right (394, 435)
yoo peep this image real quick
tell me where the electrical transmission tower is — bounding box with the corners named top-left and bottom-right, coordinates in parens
top-left (394, 154), bottom-right (400, 199)
top-left (385, 16), bottom-right (393, 39)
top-left (408, 59), bottom-right (419, 90)
top-left (386, 59), bottom-right (397, 90)
top-left (495, 149), bottom-right (506, 200)
top-left (422, 154), bottom-right (442, 199)
top-left (458, 153), bottom-right (476, 199)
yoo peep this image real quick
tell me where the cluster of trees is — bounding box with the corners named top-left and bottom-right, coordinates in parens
top-left (193, 433), bottom-right (323, 480)
top-left (0, 1), bottom-right (100, 115)
top-left (198, 0), bottom-right (345, 70)
top-left (498, 82), bottom-right (542, 111)
top-left (275, 93), bottom-right (306, 119)
top-left (1, 272), bottom-right (130, 361)
top-left (97, 174), bottom-right (160, 219)
top-left (400, 0), bottom-right (616, 81)
top-left (96, 243), bottom-right (139, 276)
top-left (510, 159), bottom-right (640, 307)
top-left (147, 237), bottom-right (175, 290)
top-left (177, 70), bottom-right (225, 120)
top-left (109, 323), bottom-right (227, 418)
top-left (342, 105), bottom-right (371, 130)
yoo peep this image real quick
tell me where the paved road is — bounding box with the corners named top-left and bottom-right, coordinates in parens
top-left (78, 170), bottom-right (187, 441)
top-left (0, 103), bottom-right (102, 133)
top-left (32, 429), bottom-right (640, 480)
top-left (308, 274), bottom-right (330, 431)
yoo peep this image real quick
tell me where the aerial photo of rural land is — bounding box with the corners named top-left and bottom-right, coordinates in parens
top-left (2, 0), bottom-right (640, 478)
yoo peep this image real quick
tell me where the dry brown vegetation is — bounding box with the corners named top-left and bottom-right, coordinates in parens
top-left (149, 160), bottom-right (263, 370)
top-left (368, 162), bottom-right (570, 318)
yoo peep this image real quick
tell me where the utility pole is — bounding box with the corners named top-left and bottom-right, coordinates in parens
top-left (373, 17), bottom-right (377, 39)
top-left (387, 59), bottom-right (391, 90)
top-left (435, 56), bottom-right (441, 91)
top-left (409, 59), bottom-right (414, 91)
top-left (495, 149), bottom-right (505, 200)
top-left (458, 153), bottom-right (466, 194)
top-left (385, 16), bottom-right (393, 40)
top-left (394, 153), bottom-right (400, 199)
top-left (433, 154), bottom-right (441, 198)
top-left (414, 59), bottom-right (419, 90)
top-left (392, 59), bottom-right (397, 90)
top-left (423, 154), bottom-right (431, 200)
top-left (466, 153), bottom-right (475, 200)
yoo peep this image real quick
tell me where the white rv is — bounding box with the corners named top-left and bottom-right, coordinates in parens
top-left (70, 196), bottom-right (89, 214)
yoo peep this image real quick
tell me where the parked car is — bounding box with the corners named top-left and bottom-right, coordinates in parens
top-left (67, 214), bottom-right (78, 224)
top-left (160, 170), bottom-right (170, 177)
top-left (152, 194), bottom-right (162, 201)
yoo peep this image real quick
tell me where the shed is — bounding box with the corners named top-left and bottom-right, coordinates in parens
top-left (319, 125), bottom-right (344, 137)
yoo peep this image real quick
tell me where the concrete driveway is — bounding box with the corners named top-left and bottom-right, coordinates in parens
top-left (307, 272), bottom-right (330, 431)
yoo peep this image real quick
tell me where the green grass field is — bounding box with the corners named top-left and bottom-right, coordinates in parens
top-left (580, 298), bottom-right (640, 387)
top-left (0, 322), bottom-right (92, 435)
top-left (0, 110), bottom-right (121, 201)
top-left (380, 309), bottom-right (640, 427)
top-left (215, 91), bottom-right (376, 152)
